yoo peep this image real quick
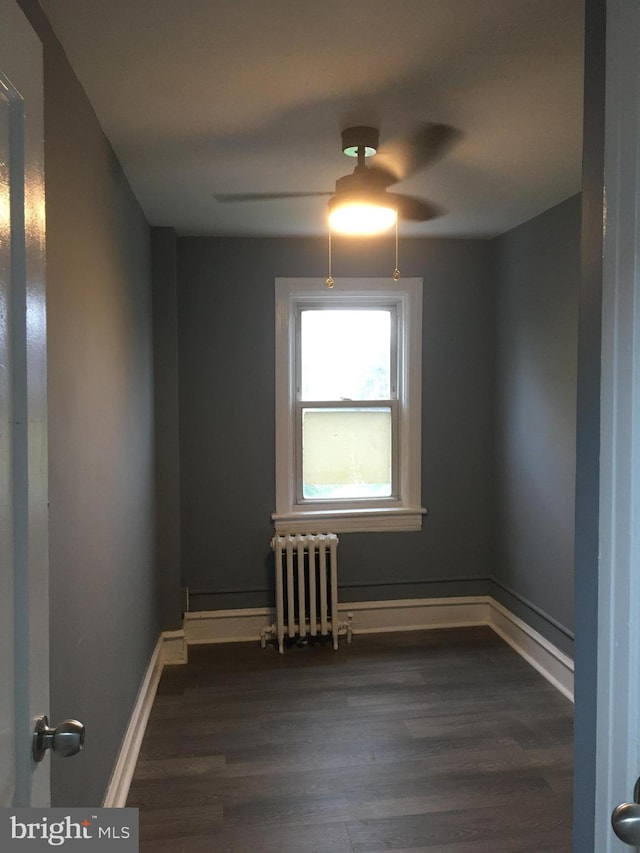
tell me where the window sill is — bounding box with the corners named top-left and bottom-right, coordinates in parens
top-left (271, 506), bottom-right (427, 534)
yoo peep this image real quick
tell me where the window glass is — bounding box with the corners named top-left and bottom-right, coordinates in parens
top-left (302, 407), bottom-right (392, 499)
top-left (300, 309), bottom-right (391, 401)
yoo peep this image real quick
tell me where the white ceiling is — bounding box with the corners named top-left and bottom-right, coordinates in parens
top-left (40, 0), bottom-right (585, 238)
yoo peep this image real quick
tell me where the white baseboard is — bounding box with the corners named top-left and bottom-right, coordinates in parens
top-left (102, 629), bottom-right (187, 807)
top-left (184, 596), bottom-right (574, 701)
top-left (340, 596), bottom-right (491, 633)
top-left (184, 597), bottom-right (490, 643)
top-left (488, 599), bottom-right (574, 702)
top-left (185, 607), bottom-right (274, 644)
top-left (161, 628), bottom-right (189, 665)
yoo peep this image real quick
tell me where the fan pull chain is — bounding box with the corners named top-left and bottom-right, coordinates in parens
top-left (393, 210), bottom-right (400, 281)
top-left (326, 227), bottom-right (334, 288)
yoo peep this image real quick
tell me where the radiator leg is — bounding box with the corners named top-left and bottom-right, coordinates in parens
top-left (274, 540), bottom-right (285, 654)
top-left (260, 623), bottom-right (275, 649)
top-left (330, 538), bottom-right (339, 650)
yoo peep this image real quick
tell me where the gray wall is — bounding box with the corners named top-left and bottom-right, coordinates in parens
top-left (19, 0), bottom-right (160, 806)
top-left (492, 195), bottom-right (581, 656)
top-left (177, 236), bottom-right (496, 611)
top-left (151, 227), bottom-right (182, 630)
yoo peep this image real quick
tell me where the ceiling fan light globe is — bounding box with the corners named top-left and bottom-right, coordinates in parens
top-left (328, 201), bottom-right (397, 236)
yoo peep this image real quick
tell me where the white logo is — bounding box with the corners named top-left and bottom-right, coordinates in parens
top-left (10, 815), bottom-right (131, 846)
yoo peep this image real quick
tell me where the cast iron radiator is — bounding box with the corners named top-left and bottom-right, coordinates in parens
top-left (265, 533), bottom-right (351, 654)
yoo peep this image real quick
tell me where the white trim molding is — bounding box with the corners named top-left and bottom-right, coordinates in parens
top-left (184, 597), bottom-right (574, 701)
top-left (340, 596), bottom-right (490, 633)
top-left (488, 600), bottom-right (574, 702)
top-left (273, 278), bottom-right (425, 533)
top-left (185, 608), bottom-right (274, 645)
top-left (272, 506), bottom-right (426, 534)
top-left (161, 628), bottom-right (189, 665)
top-left (102, 629), bottom-right (187, 807)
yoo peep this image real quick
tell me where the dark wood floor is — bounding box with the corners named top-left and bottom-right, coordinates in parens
top-left (127, 627), bottom-right (573, 852)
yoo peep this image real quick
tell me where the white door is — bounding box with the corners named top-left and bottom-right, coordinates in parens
top-left (594, 1), bottom-right (640, 849)
top-left (0, 0), bottom-right (50, 808)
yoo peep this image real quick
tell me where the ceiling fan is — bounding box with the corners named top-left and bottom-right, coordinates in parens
top-left (213, 123), bottom-right (459, 234)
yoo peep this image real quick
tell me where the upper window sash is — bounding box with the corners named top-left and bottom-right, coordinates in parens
top-left (294, 303), bottom-right (399, 403)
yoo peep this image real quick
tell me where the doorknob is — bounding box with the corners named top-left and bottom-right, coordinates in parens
top-left (611, 778), bottom-right (640, 846)
top-left (32, 715), bottom-right (85, 762)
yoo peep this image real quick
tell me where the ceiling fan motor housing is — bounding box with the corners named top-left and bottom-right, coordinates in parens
top-left (335, 168), bottom-right (390, 195)
top-left (341, 126), bottom-right (380, 157)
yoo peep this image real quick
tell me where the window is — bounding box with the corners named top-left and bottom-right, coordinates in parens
top-left (273, 278), bottom-right (425, 533)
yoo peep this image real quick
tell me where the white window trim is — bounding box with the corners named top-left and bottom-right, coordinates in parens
top-left (273, 278), bottom-right (426, 533)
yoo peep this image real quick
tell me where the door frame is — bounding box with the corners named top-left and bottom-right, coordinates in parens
top-left (576, 0), bottom-right (640, 849)
top-left (0, 0), bottom-right (50, 808)
top-left (595, 1), bottom-right (640, 848)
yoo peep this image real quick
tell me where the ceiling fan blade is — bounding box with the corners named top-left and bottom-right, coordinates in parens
top-left (213, 191), bottom-right (332, 203)
top-left (392, 193), bottom-right (443, 222)
top-left (373, 123), bottom-right (461, 184)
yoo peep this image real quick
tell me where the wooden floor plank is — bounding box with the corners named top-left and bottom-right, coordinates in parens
top-left (127, 627), bottom-right (573, 851)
